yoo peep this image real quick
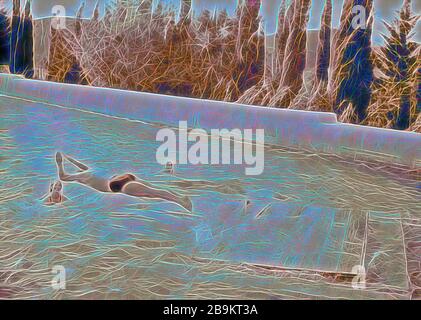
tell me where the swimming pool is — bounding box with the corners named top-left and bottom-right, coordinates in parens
top-left (0, 94), bottom-right (419, 299)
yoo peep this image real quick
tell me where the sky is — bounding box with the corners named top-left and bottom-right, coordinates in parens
top-left (1, 0), bottom-right (420, 44)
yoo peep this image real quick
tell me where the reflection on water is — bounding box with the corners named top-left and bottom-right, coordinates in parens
top-left (0, 96), bottom-right (419, 299)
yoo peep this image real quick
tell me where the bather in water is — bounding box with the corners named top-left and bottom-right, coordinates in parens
top-left (42, 180), bottom-right (68, 205)
top-left (54, 152), bottom-right (192, 211)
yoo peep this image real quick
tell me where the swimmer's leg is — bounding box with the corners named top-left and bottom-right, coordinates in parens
top-left (122, 181), bottom-right (192, 212)
top-left (55, 152), bottom-right (108, 192)
top-left (55, 152), bottom-right (87, 182)
top-left (63, 154), bottom-right (90, 171)
top-left (56, 152), bottom-right (69, 180)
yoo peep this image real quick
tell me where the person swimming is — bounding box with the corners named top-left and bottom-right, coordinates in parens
top-left (54, 152), bottom-right (192, 211)
top-left (163, 161), bottom-right (175, 175)
top-left (42, 180), bottom-right (68, 205)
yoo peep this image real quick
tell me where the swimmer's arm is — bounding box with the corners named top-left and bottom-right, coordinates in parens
top-left (42, 196), bottom-right (70, 205)
top-left (43, 198), bottom-right (53, 205)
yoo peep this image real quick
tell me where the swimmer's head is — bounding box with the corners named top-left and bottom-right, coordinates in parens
top-left (53, 181), bottom-right (62, 192)
top-left (49, 181), bottom-right (64, 203)
top-left (164, 161), bottom-right (175, 174)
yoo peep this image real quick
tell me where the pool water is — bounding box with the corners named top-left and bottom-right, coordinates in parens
top-left (0, 95), bottom-right (419, 299)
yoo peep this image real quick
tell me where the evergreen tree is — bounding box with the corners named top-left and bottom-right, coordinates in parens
top-left (315, 0), bottom-right (331, 85)
top-left (9, 0), bottom-right (34, 78)
top-left (22, 0), bottom-right (34, 78)
top-left (307, 0), bottom-right (332, 111)
top-left (330, 0), bottom-right (374, 123)
top-left (9, 0), bottom-right (22, 74)
top-left (0, 7), bottom-right (9, 66)
top-left (381, 0), bottom-right (419, 129)
top-left (367, 0), bottom-right (419, 130)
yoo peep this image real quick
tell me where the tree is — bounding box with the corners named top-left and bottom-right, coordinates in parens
top-left (329, 0), bottom-right (374, 123)
top-left (22, 0), bottom-right (34, 78)
top-left (9, 0), bottom-right (33, 78)
top-left (9, 0), bottom-right (21, 74)
top-left (369, 0), bottom-right (419, 130)
top-left (307, 0), bottom-right (332, 111)
top-left (0, 6), bottom-right (9, 66)
top-left (233, 0), bottom-right (264, 96)
top-left (314, 0), bottom-right (331, 86)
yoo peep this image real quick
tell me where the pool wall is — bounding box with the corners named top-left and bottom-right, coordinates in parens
top-left (0, 74), bottom-right (420, 168)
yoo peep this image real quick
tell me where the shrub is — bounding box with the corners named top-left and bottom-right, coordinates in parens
top-left (66, 0), bottom-right (264, 102)
top-left (268, 0), bottom-right (311, 108)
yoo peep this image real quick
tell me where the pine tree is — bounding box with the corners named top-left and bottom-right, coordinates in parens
top-left (314, 0), bottom-right (331, 85)
top-left (329, 0), bottom-right (374, 123)
top-left (22, 0), bottom-right (34, 78)
top-left (371, 0), bottom-right (419, 130)
top-left (0, 6), bottom-right (9, 66)
top-left (307, 0), bottom-right (332, 111)
top-left (9, 0), bottom-right (22, 74)
top-left (9, 0), bottom-right (34, 78)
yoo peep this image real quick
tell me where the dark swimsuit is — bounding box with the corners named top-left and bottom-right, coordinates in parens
top-left (109, 174), bottom-right (136, 193)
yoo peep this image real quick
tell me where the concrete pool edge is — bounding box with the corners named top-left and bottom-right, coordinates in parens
top-left (0, 74), bottom-right (420, 168)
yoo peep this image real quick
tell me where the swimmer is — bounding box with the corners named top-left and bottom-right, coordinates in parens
top-left (54, 152), bottom-right (192, 211)
top-left (42, 180), bottom-right (68, 205)
top-left (164, 161), bottom-right (175, 175)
